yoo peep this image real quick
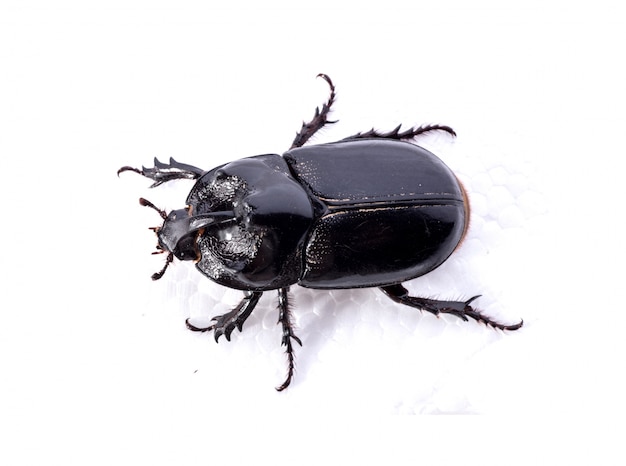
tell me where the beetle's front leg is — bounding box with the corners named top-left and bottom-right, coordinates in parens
top-left (185, 291), bottom-right (263, 342)
top-left (380, 284), bottom-right (523, 331)
top-left (290, 74), bottom-right (337, 149)
top-left (118, 157), bottom-right (204, 188)
top-left (275, 287), bottom-right (302, 391)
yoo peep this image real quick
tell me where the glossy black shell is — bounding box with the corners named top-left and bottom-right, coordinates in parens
top-left (186, 139), bottom-right (468, 291)
top-left (285, 139), bottom-right (468, 288)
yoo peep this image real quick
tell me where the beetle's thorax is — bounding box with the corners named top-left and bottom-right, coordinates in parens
top-left (188, 154), bottom-right (316, 291)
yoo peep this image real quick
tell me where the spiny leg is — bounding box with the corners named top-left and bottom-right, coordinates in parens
top-left (275, 287), bottom-right (302, 391)
top-left (380, 283), bottom-right (523, 331)
top-left (342, 123), bottom-right (456, 141)
top-left (118, 157), bottom-right (204, 188)
top-left (186, 291), bottom-right (263, 342)
top-left (290, 74), bottom-right (337, 149)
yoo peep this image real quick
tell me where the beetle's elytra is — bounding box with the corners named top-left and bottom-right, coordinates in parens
top-left (119, 74), bottom-right (522, 391)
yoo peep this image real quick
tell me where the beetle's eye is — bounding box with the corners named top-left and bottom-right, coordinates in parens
top-left (173, 233), bottom-right (199, 261)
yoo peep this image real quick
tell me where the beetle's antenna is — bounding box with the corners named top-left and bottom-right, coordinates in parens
top-left (139, 197), bottom-right (167, 220)
top-left (138, 198), bottom-right (173, 280)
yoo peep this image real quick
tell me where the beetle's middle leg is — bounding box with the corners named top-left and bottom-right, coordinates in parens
top-left (380, 284), bottom-right (523, 331)
top-left (275, 287), bottom-right (302, 391)
top-left (185, 291), bottom-right (263, 342)
top-left (290, 74), bottom-right (337, 149)
top-left (343, 123), bottom-right (456, 141)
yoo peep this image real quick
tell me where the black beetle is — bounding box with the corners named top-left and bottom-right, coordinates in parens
top-left (119, 74), bottom-right (522, 391)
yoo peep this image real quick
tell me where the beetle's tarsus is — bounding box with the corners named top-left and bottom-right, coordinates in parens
top-left (117, 166), bottom-right (142, 176)
top-left (380, 284), bottom-right (522, 331)
top-left (290, 73), bottom-right (337, 149)
top-left (117, 157), bottom-right (204, 187)
top-left (343, 123), bottom-right (456, 142)
top-left (186, 291), bottom-right (263, 342)
top-left (275, 288), bottom-right (300, 391)
top-left (185, 318), bottom-right (215, 333)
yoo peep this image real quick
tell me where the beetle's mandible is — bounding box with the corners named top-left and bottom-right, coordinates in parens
top-left (118, 74), bottom-right (522, 391)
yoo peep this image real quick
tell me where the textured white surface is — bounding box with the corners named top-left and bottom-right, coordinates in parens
top-left (1, 1), bottom-right (624, 464)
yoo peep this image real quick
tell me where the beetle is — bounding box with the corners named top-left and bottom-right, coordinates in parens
top-left (118, 74), bottom-right (522, 391)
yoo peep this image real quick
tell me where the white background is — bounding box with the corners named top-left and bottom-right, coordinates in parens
top-left (1, 0), bottom-right (624, 464)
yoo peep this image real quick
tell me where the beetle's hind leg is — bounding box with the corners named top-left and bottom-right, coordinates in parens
top-left (275, 287), bottom-right (302, 391)
top-left (186, 291), bottom-right (263, 342)
top-left (343, 123), bottom-right (456, 141)
top-left (118, 157), bottom-right (204, 188)
top-left (290, 74), bottom-right (337, 149)
top-left (380, 284), bottom-right (523, 331)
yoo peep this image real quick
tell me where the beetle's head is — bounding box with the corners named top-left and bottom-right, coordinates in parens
top-left (138, 197), bottom-right (234, 280)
